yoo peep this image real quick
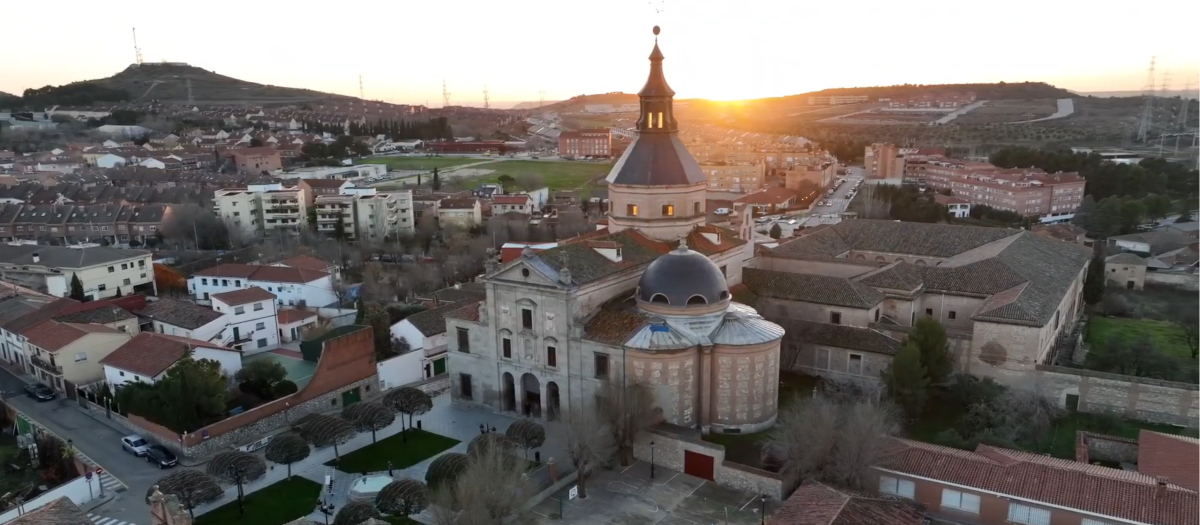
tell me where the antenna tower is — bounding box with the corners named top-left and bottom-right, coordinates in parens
top-left (186, 79), bottom-right (194, 105)
top-left (1177, 80), bottom-right (1193, 130)
top-left (442, 79), bottom-right (452, 108)
top-left (359, 75), bottom-right (365, 100)
top-left (483, 85), bottom-right (490, 109)
top-left (1136, 56), bottom-right (1157, 143)
top-left (538, 90), bottom-right (546, 109)
top-left (132, 27), bottom-right (144, 65)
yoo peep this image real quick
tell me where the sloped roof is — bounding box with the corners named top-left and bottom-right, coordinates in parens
top-left (25, 320), bottom-right (120, 351)
top-left (1107, 252), bottom-right (1147, 265)
top-left (137, 298), bottom-right (224, 329)
top-left (404, 300), bottom-right (473, 337)
top-left (605, 132), bottom-right (706, 186)
top-left (212, 286), bottom-right (276, 306)
top-left (195, 263), bottom-right (329, 283)
top-left (769, 482), bottom-right (925, 525)
top-left (100, 332), bottom-right (235, 377)
top-left (277, 255), bottom-right (334, 272)
top-left (776, 319), bottom-right (902, 355)
top-left (1137, 430), bottom-right (1200, 492)
top-left (770, 220), bottom-right (1017, 261)
top-left (743, 268), bottom-right (883, 309)
top-left (8, 497), bottom-right (92, 525)
top-left (278, 309), bottom-right (318, 325)
top-left (54, 304), bottom-right (136, 325)
top-left (0, 244), bottom-right (149, 269)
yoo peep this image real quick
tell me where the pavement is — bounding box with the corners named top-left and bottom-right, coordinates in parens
top-left (808, 172), bottom-right (863, 216)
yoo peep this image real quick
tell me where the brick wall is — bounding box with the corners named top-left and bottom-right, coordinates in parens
top-left (1075, 431), bottom-right (1139, 465)
top-left (1036, 365), bottom-right (1199, 428)
top-left (631, 424), bottom-right (783, 499)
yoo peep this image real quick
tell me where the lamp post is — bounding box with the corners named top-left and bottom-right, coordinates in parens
top-left (317, 498), bottom-right (336, 525)
top-left (387, 460), bottom-right (394, 477)
top-left (649, 441), bottom-right (655, 480)
top-left (760, 495), bottom-right (767, 525)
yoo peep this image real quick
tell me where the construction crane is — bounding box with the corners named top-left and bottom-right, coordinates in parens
top-left (132, 27), bottom-right (144, 65)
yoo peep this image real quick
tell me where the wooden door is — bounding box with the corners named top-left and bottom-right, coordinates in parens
top-left (683, 450), bottom-right (715, 481)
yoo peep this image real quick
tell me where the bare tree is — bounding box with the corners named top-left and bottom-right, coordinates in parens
top-left (206, 451), bottom-right (267, 517)
top-left (153, 471), bottom-right (224, 519)
top-left (765, 395), bottom-right (900, 493)
top-left (454, 444), bottom-right (536, 525)
top-left (859, 183), bottom-right (892, 220)
top-left (332, 499), bottom-right (382, 525)
top-left (562, 408), bottom-right (615, 499)
top-left (963, 377), bottom-right (1064, 451)
top-left (425, 452), bottom-right (471, 494)
top-left (384, 387), bottom-right (433, 441)
top-left (343, 402), bottom-right (396, 443)
top-left (426, 485), bottom-right (460, 525)
top-left (263, 433), bottom-right (311, 479)
top-left (467, 433), bottom-right (516, 460)
top-left (295, 414), bottom-right (358, 459)
top-left (597, 381), bottom-right (657, 466)
top-left (376, 478), bottom-right (429, 517)
top-left (505, 419), bottom-right (546, 460)
top-left (515, 172), bottom-right (545, 192)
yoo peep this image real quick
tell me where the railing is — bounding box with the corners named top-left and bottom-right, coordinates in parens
top-left (424, 344), bottom-right (448, 358)
top-left (29, 355), bottom-right (62, 375)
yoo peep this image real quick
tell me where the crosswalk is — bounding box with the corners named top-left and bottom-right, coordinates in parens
top-left (77, 455), bottom-right (127, 494)
top-left (88, 513), bottom-right (137, 525)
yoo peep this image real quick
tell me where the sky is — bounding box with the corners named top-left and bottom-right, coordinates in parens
top-left (3, 0), bottom-right (1198, 107)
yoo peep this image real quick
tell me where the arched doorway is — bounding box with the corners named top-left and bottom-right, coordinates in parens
top-left (501, 372), bottom-right (516, 413)
top-left (546, 382), bottom-right (561, 421)
top-left (521, 373), bottom-right (541, 418)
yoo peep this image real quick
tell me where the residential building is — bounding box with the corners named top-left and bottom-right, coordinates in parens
top-left (807, 95), bottom-right (869, 105)
top-left (23, 319), bottom-right (132, 389)
top-left (189, 263), bottom-right (336, 308)
top-left (356, 191), bottom-right (414, 239)
top-left (1105, 252), bottom-right (1148, 290)
top-left (278, 309), bottom-right (318, 343)
top-left (490, 194), bottom-right (534, 215)
top-left (7, 497), bottom-right (95, 525)
top-left (0, 244), bottom-right (155, 299)
top-left (906, 156), bottom-right (1086, 217)
top-left (782, 163), bottom-right (836, 192)
top-left (734, 187), bottom-right (799, 214)
top-left (864, 143), bottom-right (905, 180)
top-left (389, 301), bottom-right (472, 383)
top-left (228, 147), bottom-right (282, 174)
top-left (213, 183), bottom-right (307, 239)
top-left (298, 178), bottom-right (353, 205)
top-left (437, 198), bottom-right (483, 228)
top-left (558, 128), bottom-right (612, 158)
top-left (701, 163), bottom-right (766, 193)
top-left (210, 287), bottom-right (279, 351)
top-left (1031, 223), bottom-right (1090, 245)
top-left (101, 332), bottom-right (241, 387)
top-left (0, 203), bottom-right (170, 246)
top-left (934, 194), bottom-right (971, 218)
top-left (136, 297), bottom-right (227, 342)
top-left (315, 194), bottom-right (355, 239)
top-left (0, 297), bottom-right (78, 372)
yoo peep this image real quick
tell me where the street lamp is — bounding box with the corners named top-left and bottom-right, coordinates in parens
top-left (387, 460), bottom-right (394, 477)
top-left (317, 499), bottom-right (336, 525)
top-left (760, 495), bottom-right (767, 525)
top-left (649, 441), bottom-right (655, 480)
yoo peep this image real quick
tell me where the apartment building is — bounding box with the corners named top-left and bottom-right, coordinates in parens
top-left (783, 163), bottom-right (836, 191)
top-left (228, 147), bottom-right (282, 174)
top-left (701, 163), bottom-right (766, 193)
top-left (911, 156), bottom-right (1086, 217)
top-left (558, 128), bottom-right (612, 158)
top-left (211, 287), bottom-right (279, 351)
top-left (358, 191), bottom-right (415, 239)
top-left (315, 194), bottom-right (355, 239)
top-left (23, 319), bottom-right (132, 390)
top-left (298, 178), bottom-right (353, 205)
top-left (0, 203), bottom-right (170, 246)
top-left (0, 244), bottom-right (155, 299)
top-left (213, 183), bottom-right (308, 239)
top-left (864, 143), bottom-right (905, 179)
top-left (438, 198), bottom-right (483, 228)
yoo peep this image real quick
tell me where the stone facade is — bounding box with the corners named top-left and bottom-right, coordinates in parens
top-left (1035, 365), bottom-right (1198, 427)
top-left (606, 182), bottom-right (708, 241)
top-left (1106, 260), bottom-right (1147, 290)
top-left (783, 340), bottom-right (891, 384)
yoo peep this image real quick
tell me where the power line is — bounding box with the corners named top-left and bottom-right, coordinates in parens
top-left (1136, 56), bottom-right (1156, 143)
top-left (359, 75), bottom-right (365, 100)
top-left (442, 79), bottom-right (452, 108)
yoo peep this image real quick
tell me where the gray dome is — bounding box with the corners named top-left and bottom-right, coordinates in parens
top-left (637, 244), bottom-right (729, 306)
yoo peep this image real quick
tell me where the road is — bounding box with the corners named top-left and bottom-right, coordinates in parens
top-left (808, 171), bottom-right (863, 215)
top-left (1, 367), bottom-right (155, 525)
top-left (1010, 98), bottom-right (1075, 124)
top-left (935, 100), bottom-right (988, 124)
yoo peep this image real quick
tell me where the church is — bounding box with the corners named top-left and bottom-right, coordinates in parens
top-left (444, 27), bottom-right (784, 435)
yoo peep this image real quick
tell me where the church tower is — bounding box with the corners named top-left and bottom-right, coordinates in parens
top-left (605, 26), bottom-right (707, 241)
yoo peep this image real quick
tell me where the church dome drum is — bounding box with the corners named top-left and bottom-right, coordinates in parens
top-left (636, 244), bottom-right (730, 306)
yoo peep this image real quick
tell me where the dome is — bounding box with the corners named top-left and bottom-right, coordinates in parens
top-left (637, 243), bottom-right (730, 306)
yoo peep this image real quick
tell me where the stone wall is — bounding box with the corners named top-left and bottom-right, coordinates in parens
top-left (632, 424), bottom-right (783, 500)
top-left (1036, 365), bottom-right (1199, 428)
top-left (1144, 272), bottom-right (1199, 291)
top-left (1074, 431), bottom-right (1139, 465)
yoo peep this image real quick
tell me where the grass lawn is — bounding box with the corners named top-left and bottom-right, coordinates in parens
top-left (1088, 316), bottom-right (1192, 359)
top-left (466, 160), bottom-right (612, 191)
top-left (360, 156), bottom-right (484, 171)
top-left (195, 477), bottom-right (321, 525)
top-left (328, 429), bottom-right (459, 472)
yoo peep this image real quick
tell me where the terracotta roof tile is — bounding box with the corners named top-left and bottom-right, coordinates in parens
top-left (212, 286), bottom-right (276, 306)
top-left (24, 320), bottom-right (119, 351)
top-left (444, 301), bottom-right (482, 323)
top-left (137, 298), bottom-right (224, 329)
top-left (277, 309), bottom-right (318, 325)
top-left (583, 308), bottom-right (647, 345)
top-left (277, 255), bottom-right (334, 272)
top-left (8, 497), bottom-right (92, 525)
top-left (100, 332), bottom-right (236, 377)
top-left (769, 482), bottom-right (925, 525)
top-left (743, 268), bottom-right (883, 309)
top-left (1137, 430), bottom-right (1200, 492)
top-left (194, 263), bottom-right (330, 283)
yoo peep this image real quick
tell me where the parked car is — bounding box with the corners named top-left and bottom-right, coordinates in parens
top-left (24, 383), bottom-right (55, 402)
top-left (144, 445), bottom-right (178, 468)
top-left (121, 435), bottom-right (151, 456)
top-left (714, 207), bottom-right (731, 215)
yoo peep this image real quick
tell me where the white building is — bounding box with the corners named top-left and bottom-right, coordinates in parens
top-left (356, 192), bottom-right (415, 240)
top-left (101, 332), bottom-right (242, 387)
top-left (210, 287), bottom-right (280, 352)
top-left (276, 164), bottom-right (386, 181)
top-left (189, 263), bottom-right (337, 308)
top-left (137, 298), bottom-right (228, 343)
top-left (213, 184), bottom-right (308, 240)
top-left (277, 309), bottom-right (319, 343)
top-left (389, 302), bottom-right (461, 382)
top-left (0, 245), bottom-right (155, 300)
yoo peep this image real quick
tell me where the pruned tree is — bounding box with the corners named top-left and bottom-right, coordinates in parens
top-left (765, 395), bottom-right (900, 493)
top-left (384, 386), bottom-right (433, 442)
top-left (205, 451), bottom-right (267, 517)
top-left (597, 381), bottom-right (657, 466)
top-left (263, 432), bottom-right (310, 479)
top-left (562, 408), bottom-right (614, 499)
top-left (234, 358), bottom-right (287, 400)
top-left (342, 402), bottom-right (396, 443)
top-left (376, 478), bottom-right (429, 517)
top-left (425, 452), bottom-right (470, 495)
top-left (505, 419), bottom-right (546, 460)
top-left (332, 499), bottom-right (381, 525)
top-left (295, 414), bottom-right (358, 460)
top-left (454, 444), bottom-right (535, 525)
top-left (466, 433), bottom-right (515, 460)
top-left (153, 470), bottom-right (224, 519)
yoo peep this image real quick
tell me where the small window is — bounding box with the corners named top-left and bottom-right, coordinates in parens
top-left (502, 338), bottom-right (512, 358)
top-left (234, 306), bottom-right (245, 315)
top-left (521, 309), bottom-right (533, 330)
top-left (814, 348), bottom-right (830, 370)
top-left (948, 311), bottom-right (957, 320)
top-left (594, 353), bottom-right (609, 379)
top-left (627, 204), bottom-right (638, 217)
top-left (74, 352), bottom-right (87, 362)
top-left (925, 308), bottom-right (933, 316)
top-left (222, 279), bottom-right (229, 286)
top-left (830, 312), bottom-right (841, 325)
top-left (457, 327), bottom-right (470, 352)
top-left (661, 204), bottom-right (674, 217)
top-left (547, 346), bottom-right (557, 367)
top-left (119, 371), bottom-right (125, 377)
top-left (107, 266), bottom-right (114, 273)
top-left (123, 278), bottom-right (131, 285)
top-left (257, 338), bottom-right (268, 348)
top-left (940, 489), bottom-right (981, 514)
top-left (459, 373), bottom-right (473, 399)
top-left (693, 202), bottom-right (701, 215)
top-left (848, 354), bottom-right (863, 375)
top-left (874, 309), bottom-right (880, 322)
top-left (121, 263), bottom-right (128, 270)
top-left (879, 476), bottom-right (915, 499)
top-left (521, 268), bottom-right (530, 278)
top-left (253, 303), bottom-right (263, 311)
top-left (1008, 504), bottom-right (1051, 525)
top-left (202, 278), bottom-right (208, 285)
top-left (236, 280), bottom-right (242, 287)
top-left (138, 260), bottom-right (145, 268)
top-left (98, 284), bottom-right (106, 291)
top-left (256, 322), bottom-right (266, 330)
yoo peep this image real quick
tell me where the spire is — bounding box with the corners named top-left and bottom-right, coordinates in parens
top-left (637, 25), bottom-right (677, 133)
top-left (639, 25), bottom-right (675, 98)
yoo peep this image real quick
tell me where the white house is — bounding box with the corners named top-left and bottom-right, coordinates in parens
top-left (101, 332), bottom-right (242, 387)
top-left (277, 309), bottom-right (319, 343)
top-left (189, 263), bottom-right (336, 308)
top-left (136, 298), bottom-right (227, 343)
top-left (0, 245), bottom-right (155, 300)
top-left (211, 287), bottom-right (280, 352)
top-left (389, 302), bottom-right (462, 382)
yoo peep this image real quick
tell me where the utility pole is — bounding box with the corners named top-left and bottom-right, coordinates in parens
top-left (538, 90), bottom-right (546, 109)
top-left (442, 79), bottom-right (451, 108)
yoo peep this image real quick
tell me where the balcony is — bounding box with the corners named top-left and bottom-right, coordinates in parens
top-left (30, 355), bottom-right (62, 375)
top-left (425, 344), bottom-right (448, 358)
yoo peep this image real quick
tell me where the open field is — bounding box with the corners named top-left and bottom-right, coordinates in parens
top-left (195, 477), bottom-right (322, 525)
top-left (360, 156), bottom-right (485, 171)
top-left (328, 428), bottom-right (459, 472)
top-left (464, 160), bottom-right (613, 191)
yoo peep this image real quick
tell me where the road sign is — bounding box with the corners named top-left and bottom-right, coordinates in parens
top-left (95, 467), bottom-right (103, 474)
top-left (85, 471), bottom-right (93, 481)
top-left (568, 486), bottom-right (578, 500)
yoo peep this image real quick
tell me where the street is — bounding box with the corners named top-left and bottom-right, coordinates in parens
top-left (808, 170), bottom-right (863, 216)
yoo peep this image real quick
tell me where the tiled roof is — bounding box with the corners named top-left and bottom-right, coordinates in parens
top-left (212, 286), bottom-right (276, 306)
top-left (879, 439), bottom-right (1199, 525)
top-left (770, 220), bottom-right (1016, 261)
top-left (743, 268), bottom-right (883, 309)
top-left (856, 263), bottom-right (924, 291)
top-left (100, 332), bottom-right (235, 377)
top-left (404, 300), bottom-right (474, 337)
top-left (137, 298), bottom-right (224, 329)
top-left (734, 186), bottom-right (798, 205)
top-left (1137, 430), bottom-right (1200, 492)
top-left (0, 244), bottom-right (150, 269)
top-left (491, 195), bottom-right (531, 204)
top-left (301, 178), bottom-right (349, 188)
top-left (583, 308), bottom-right (648, 346)
top-left (277, 255), bottom-right (334, 272)
top-left (278, 309), bottom-right (318, 325)
top-left (25, 320), bottom-right (119, 351)
top-left (54, 305), bottom-right (136, 325)
top-left (418, 283), bottom-right (487, 304)
top-left (777, 319), bottom-right (902, 355)
top-left (535, 229), bottom-right (669, 284)
top-left (769, 482), bottom-right (925, 525)
top-left (194, 263), bottom-right (330, 283)
top-left (8, 497), bottom-right (93, 525)
top-left (444, 301), bottom-right (482, 323)
top-left (1107, 252), bottom-right (1147, 265)
top-left (439, 198), bottom-right (478, 209)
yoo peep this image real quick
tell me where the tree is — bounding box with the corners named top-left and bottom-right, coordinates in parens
top-left (115, 356), bottom-right (228, 433)
top-left (354, 297), bottom-right (366, 324)
top-left (1178, 197), bottom-right (1197, 222)
top-left (562, 409), bottom-right (614, 499)
top-left (432, 167), bottom-right (441, 191)
top-left (333, 216), bottom-right (347, 241)
top-left (765, 395), bottom-right (900, 492)
top-left (296, 414), bottom-right (358, 460)
top-left (1142, 193), bottom-right (1173, 223)
top-left (342, 402), bottom-right (395, 443)
top-left (496, 174), bottom-right (515, 190)
top-left (453, 445), bottom-right (535, 525)
top-left (1173, 309), bottom-right (1199, 359)
top-left (950, 378), bottom-right (1064, 452)
top-left (333, 499), bottom-right (381, 525)
top-left (376, 478), bottom-right (429, 517)
top-left (206, 451), bottom-right (266, 517)
top-left (249, 137), bottom-right (263, 147)
top-left (234, 358), bottom-right (288, 399)
top-left (906, 317), bottom-right (952, 384)
top-left (263, 433), bottom-right (310, 479)
top-left (1071, 195), bottom-right (1097, 233)
top-left (273, 380), bottom-right (299, 397)
top-left (881, 342), bottom-right (930, 416)
top-left (1094, 197), bottom-right (1124, 238)
top-left (769, 223), bottom-right (782, 240)
top-left (505, 419), bottom-right (546, 460)
top-left (153, 470), bottom-right (224, 520)
top-left (1083, 249), bottom-right (1107, 305)
top-left (1087, 336), bottom-right (1173, 380)
top-left (384, 387), bottom-right (433, 441)
top-left (466, 433), bottom-right (515, 460)
top-left (425, 452), bottom-right (470, 494)
top-left (69, 273), bottom-right (86, 301)
top-left (597, 381), bottom-right (656, 467)
top-left (1119, 199), bottom-right (1147, 232)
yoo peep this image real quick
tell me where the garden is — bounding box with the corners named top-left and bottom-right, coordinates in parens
top-left (329, 429), bottom-right (460, 472)
top-left (195, 477), bottom-right (321, 525)
top-left (1082, 284), bottom-right (1198, 384)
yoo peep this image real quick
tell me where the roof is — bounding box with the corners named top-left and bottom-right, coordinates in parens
top-left (195, 263), bottom-right (330, 284)
top-left (933, 194), bottom-right (970, 205)
top-left (1137, 430), bottom-right (1200, 492)
top-left (879, 438), bottom-right (1199, 525)
top-left (301, 178), bottom-right (350, 188)
top-left (2, 297), bottom-right (79, 333)
top-left (604, 132), bottom-right (706, 186)
top-left (776, 319), bottom-right (902, 355)
top-left (404, 300), bottom-right (475, 337)
top-left (769, 482), bottom-right (925, 525)
top-left (25, 320), bottom-right (120, 351)
top-left (527, 227), bottom-right (745, 287)
top-left (418, 283), bottom-right (487, 305)
top-left (735, 187), bottom-right (799, 205)
top-left (583, 308), bottom-right (649, 345)
top-left (1107, 252), bottom-right (1147, 265)
top-left (444, 301), bottom-right (483, 323)
top-left (1109, 230), bottom-right (1192, 255)
top-left (278, 309), bottom-right (318, 325)
top-left (54, 304), bottom-right (136, 325)
top-left (277, 255), bottom-right (334, 272)
top-left (137, 298), bottom-right (224, 329)
top-left (492, 195), bottom-right (532, 205)
top-left (211, 286), bottom-right (276, 306)
top-left (100, 332), bottom-right (235, 377)
top-left (770, 220), bottom-right (1017, 261)
top-left (743, 268), bottom-right (883, 309)
top-left (7, 497), bottom-right (93, 525)
top-left (0, 244), bottom-right (149, 269)
top-left (439, 198), bottom-right (478, 210)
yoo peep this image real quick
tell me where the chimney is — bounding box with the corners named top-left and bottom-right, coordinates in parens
top-left (1155, 477), bottom-right (1169, 499)
top-left (32, 253), bottom-right (39, 263)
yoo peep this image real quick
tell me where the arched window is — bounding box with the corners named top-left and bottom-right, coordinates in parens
top-left (650, 293), bottom-right (670, 304)
top-left (719, 290), bottom-right (730, 301)
top-left (875, 256), bottom-right (886, 262)
top-left (855, 254), bottom-right (866, 260)
top-left (686, 295), bottom-right (707, 305)
top-left (896, 258), bottom-right (907, 264)
top-left (914, 259), bottom-right (927, 266)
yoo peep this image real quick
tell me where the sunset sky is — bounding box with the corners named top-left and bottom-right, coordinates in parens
top-left (4, 0), bottom-right (1197, 106)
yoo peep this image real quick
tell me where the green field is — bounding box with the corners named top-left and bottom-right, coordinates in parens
top-left (360, 156), bottom-right (485, 171)
top-left (466, 160), bottom-right (612, 191)
top-left (329, 429), bottom-right (460, 472)
top-left (195, 478), bottom-right (322, 525)
top-left (1088, 317), bottom-right (1192, 359)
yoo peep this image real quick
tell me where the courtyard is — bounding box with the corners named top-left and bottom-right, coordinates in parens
top-left (243, 349), bottom-right (317, 389)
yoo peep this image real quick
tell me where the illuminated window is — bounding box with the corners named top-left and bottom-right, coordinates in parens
top-left (627, 204), bottom-right (638, 216)
top-left (657, 112), bottom-right (664, 128)
top-left (647, 113), bottom-right (654, 128)
top-left (662, 204), bottom-right (674, 216)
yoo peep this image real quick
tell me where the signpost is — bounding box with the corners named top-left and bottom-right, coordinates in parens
top-left (85, 471), bottom-right (94, 500)
top-left (95, 468), bottom-right (104, 497)
top-left (568, 486), bottom-right (578, 500)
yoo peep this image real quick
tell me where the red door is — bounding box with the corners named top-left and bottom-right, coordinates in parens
top-left (683, 450), bottom-right (715, 481)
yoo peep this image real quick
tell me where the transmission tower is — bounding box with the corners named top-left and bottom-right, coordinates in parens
top-left (186, 79), bottom-right (194, 105)
top-left (1178, 80), bottom-right (1193, 130)
top-left (483, 85), bottom-right (490, 109)
top-left (538, 90), bottom-right (546, 109)
top-left (132, 27), bottom-right (144, 65)
top-left (359, 75), bottom-right (364, 100)
top-left (1136, 56), bottom-right (1157, 143)
top-left (442, 79), bottom-right (452, 108)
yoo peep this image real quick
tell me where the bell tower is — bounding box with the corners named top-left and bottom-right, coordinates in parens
top-left (636, 26), bottom-right (678, 134)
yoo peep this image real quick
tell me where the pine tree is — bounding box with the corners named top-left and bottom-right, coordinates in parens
top-left (882, 342), bottom-right (930, 416)
top-left (906, 317), bottom-right (952, 384)
top-left (1083, 249), bottom-right (1107, 305)
top-left (432, 167), bottom-right (441, 191)
top-left (769, 223), bottom-right (782, 240)
top-left (354, 298), bottom-right (366, 324)
top-left (69, 273), bottom-right (86, 301)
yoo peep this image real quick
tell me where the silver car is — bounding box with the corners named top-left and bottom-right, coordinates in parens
top-left (121, 435), bottom-right (151, 456)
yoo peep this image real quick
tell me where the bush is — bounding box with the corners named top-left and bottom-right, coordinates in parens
top-left (273, 380), bottom-right (299, 397)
